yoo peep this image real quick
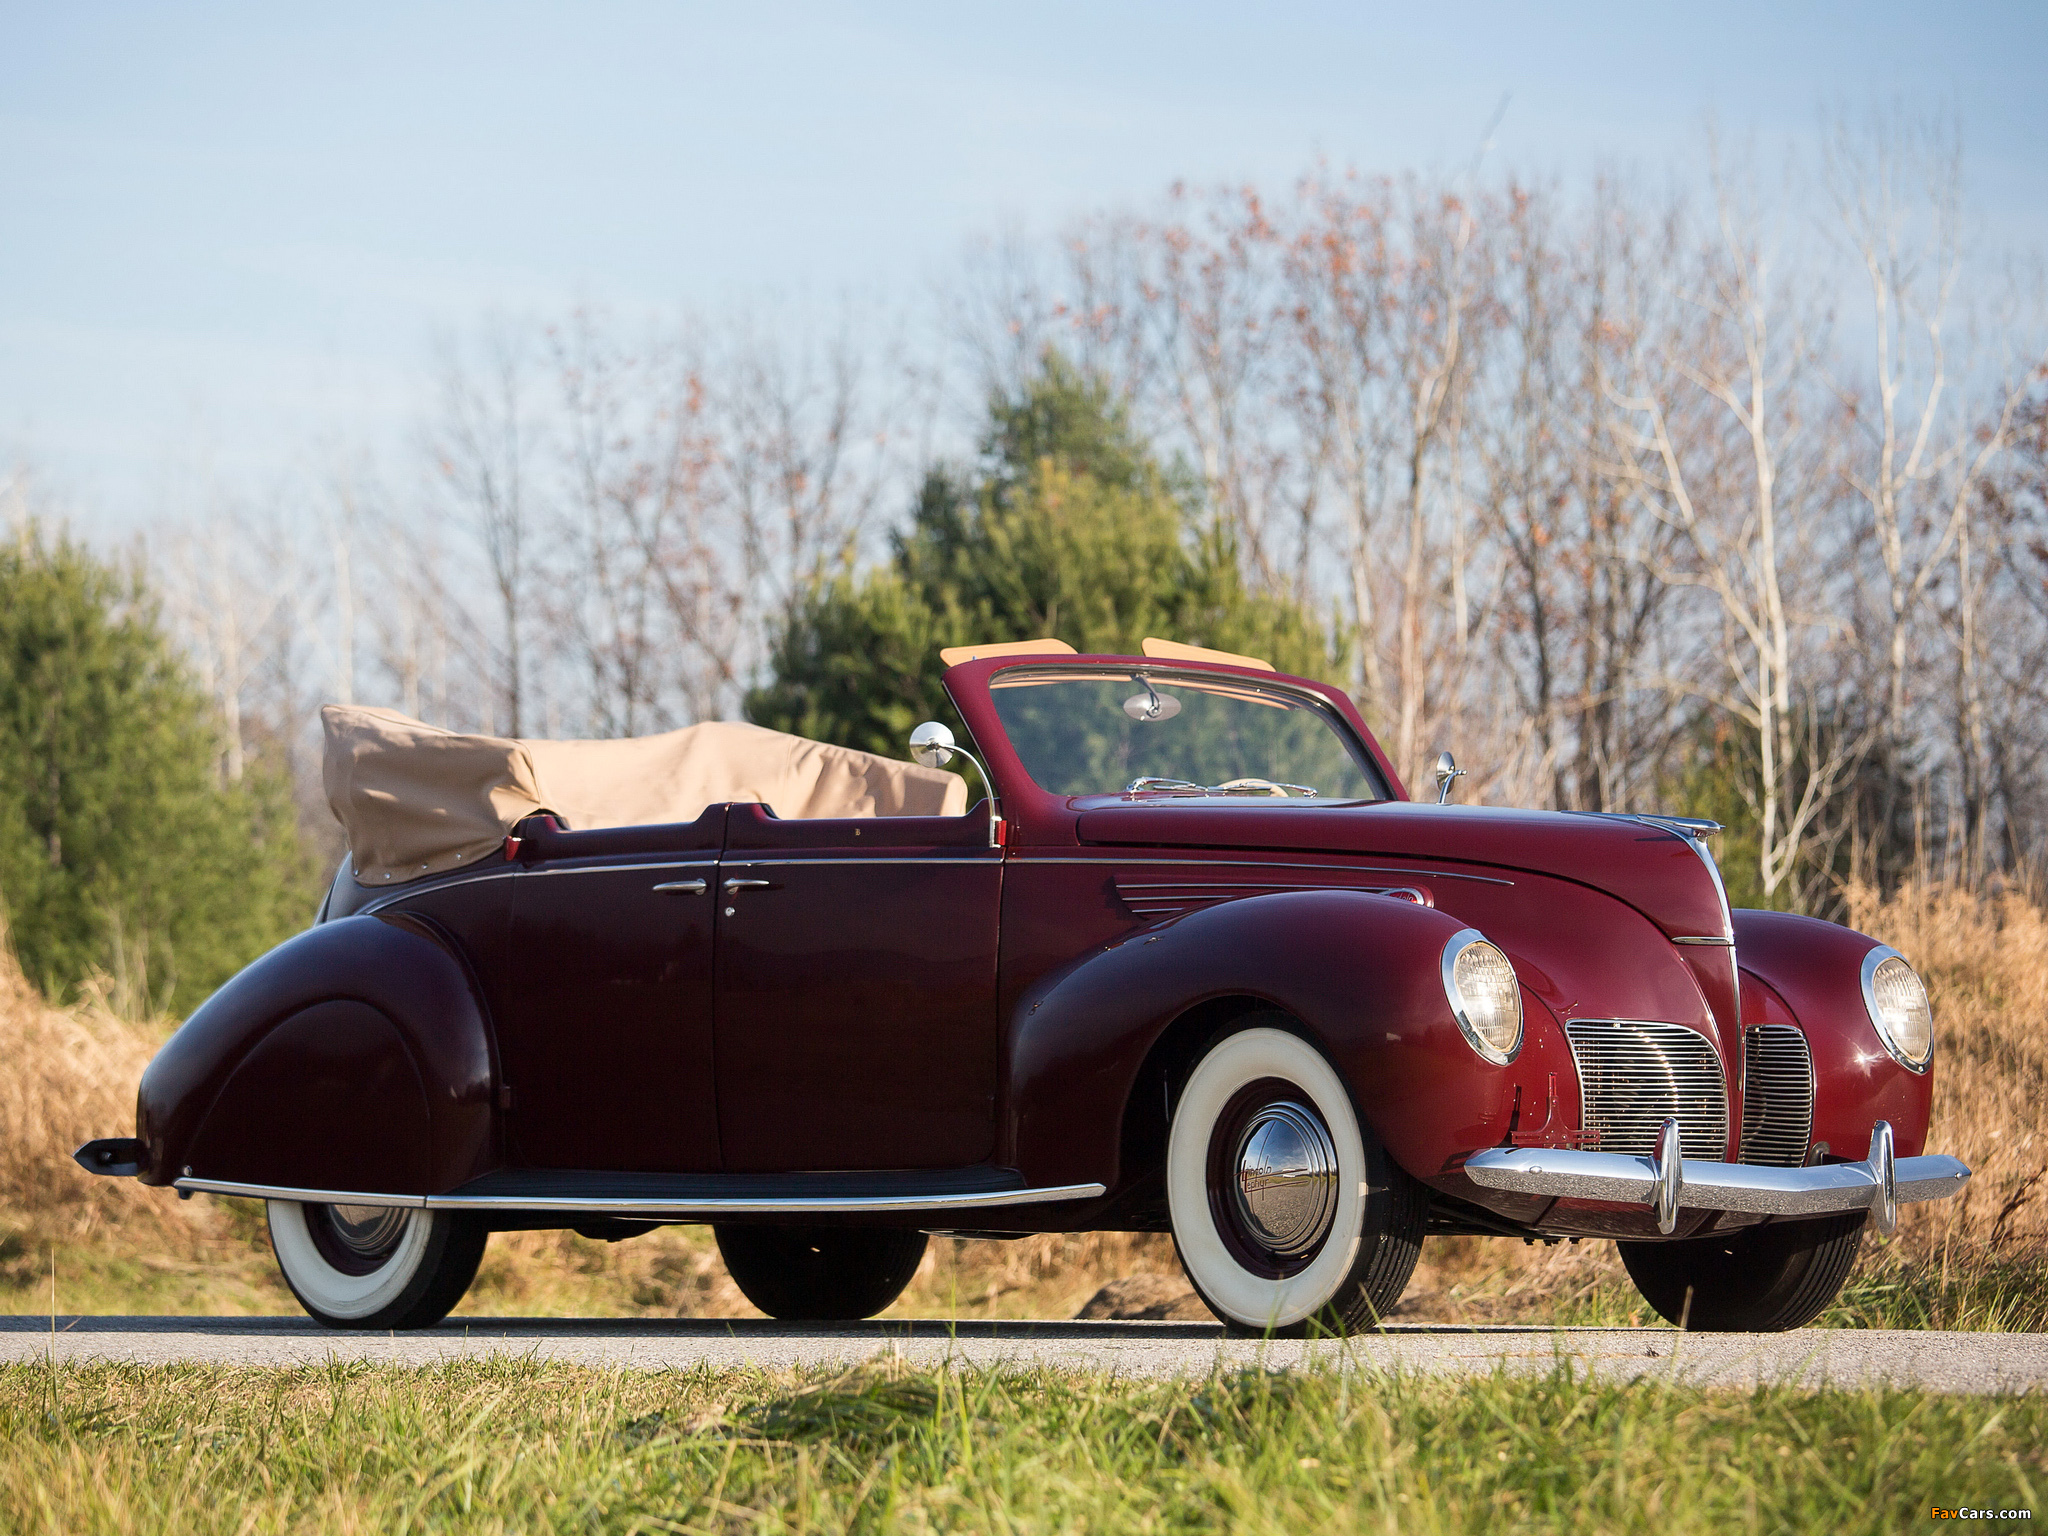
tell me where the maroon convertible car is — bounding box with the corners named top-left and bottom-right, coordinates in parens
top-left (78, 639), bottom-right (1969, 1333)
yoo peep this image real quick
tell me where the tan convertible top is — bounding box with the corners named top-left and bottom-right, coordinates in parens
top-left (322, 705), bottom-right (969, 886)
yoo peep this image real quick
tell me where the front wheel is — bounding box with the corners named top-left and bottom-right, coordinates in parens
top-left (267, 1201), bottom-right (487, 1329)
top-left (1617, 1211), bottom-right (1865, 1331)
top-left (1167, 1022), bottom-right (1425, 1335)
top-left (714, 1224), bottom-right (928, 1320)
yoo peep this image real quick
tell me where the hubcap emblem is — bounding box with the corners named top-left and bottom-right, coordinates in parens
top-left (1232, 1101), bottom-right (1338, 1257)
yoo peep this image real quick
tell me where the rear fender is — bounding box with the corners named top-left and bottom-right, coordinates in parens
top-left (1734, 909), bottom-right (1932, 1158)
top-left (1002, 890), bottom-right (1534, 1192)
top-left (135, 915), bottom-right (496, 1193)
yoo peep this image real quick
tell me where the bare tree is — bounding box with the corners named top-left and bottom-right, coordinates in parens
top-left (429, 323), bottom-right (541, 736)
top-left (1604, 159), bottom-right (1867, 904)
top-left (156, 504), bottom-right (286, 785)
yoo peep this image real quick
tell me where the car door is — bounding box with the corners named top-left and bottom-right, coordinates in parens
top-left (714, 802), bottom-right (1003, 1171)
top-left (497, 805), bottom-right (726, 1172)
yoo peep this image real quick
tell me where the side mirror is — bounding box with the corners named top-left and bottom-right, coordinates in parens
top-left (1433, 751), bottom-right (1468, 805)
top-left (907, 720), bottom-right (1003, 847)
top-left (908, 721), bottom-right (957, 769)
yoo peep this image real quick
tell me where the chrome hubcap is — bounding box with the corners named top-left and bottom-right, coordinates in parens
top-left (325, 1204), bottom-right (409, 1259)
top-left (1231, 1101), bottom-right (1338, 1257)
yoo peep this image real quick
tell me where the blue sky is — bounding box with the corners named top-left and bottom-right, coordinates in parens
top-left (3, 2), bottom-right (2043, 524)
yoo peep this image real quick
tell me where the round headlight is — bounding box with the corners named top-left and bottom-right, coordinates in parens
top-left (1861, 948), bottom-right (1933, 1071)
top-left (1443, 931), bottom-right (1522, 1065)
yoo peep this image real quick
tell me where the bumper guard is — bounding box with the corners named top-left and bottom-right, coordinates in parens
top-left (1463, 1119), bottom-right (1969, 1235)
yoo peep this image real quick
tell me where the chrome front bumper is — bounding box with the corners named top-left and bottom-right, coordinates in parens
top-left (1463, 1120), bottom-right (1969, 1236)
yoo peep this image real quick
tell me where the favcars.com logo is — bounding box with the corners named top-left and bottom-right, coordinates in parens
top-left (1931, 1509), bottom-right (2032, 1522)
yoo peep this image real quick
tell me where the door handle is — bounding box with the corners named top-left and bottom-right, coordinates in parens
top-left (722, 878), bottom-right (775, 894)
top-left (651, 879), bottom-right (707, 894)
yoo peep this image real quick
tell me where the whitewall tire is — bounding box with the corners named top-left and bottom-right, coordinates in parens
top-left (1167, 1022), bottom-right (1424, 1334)
top-left (267, 1201), bottom-right (487, 1330)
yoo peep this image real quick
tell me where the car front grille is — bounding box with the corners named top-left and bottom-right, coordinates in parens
top-left (1563, 1019), bottom-right (1728, 1159)
top-left (1738, 1023), bottom-right (1814, 1167)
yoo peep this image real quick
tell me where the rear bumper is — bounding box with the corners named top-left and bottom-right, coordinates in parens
top-left (1463, 1119), bottom-right (1968, 1235)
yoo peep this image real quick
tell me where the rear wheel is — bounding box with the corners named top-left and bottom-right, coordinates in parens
top-left (1617, 1211), bottom-right (1865, 1331)
top-left (714, 1224), bottom-right (928, 1320)
top-left (267, 1201), bottom-right (487, 1329)
top-left (1166, 1021), bottom-right (1425, 1335)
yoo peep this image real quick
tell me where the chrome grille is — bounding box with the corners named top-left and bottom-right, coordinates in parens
top-left (1739, 1024), bottom-right (1814, 1167)
top-left (1563, 1020), bottom-right (1728, 1159)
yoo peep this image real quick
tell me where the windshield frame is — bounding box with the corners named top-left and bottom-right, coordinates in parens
top-left (954, 657), bottom-right (1396, 810)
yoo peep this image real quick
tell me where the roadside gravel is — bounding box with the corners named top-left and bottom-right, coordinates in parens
top-left (3, 1316), bottom-right (2043, 1393)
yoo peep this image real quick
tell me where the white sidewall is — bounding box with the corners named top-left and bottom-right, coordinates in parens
top-left (1167, 1027), bottom-right (1368, 1330)
top-left (267, 1201), bottom-right (434, 1322)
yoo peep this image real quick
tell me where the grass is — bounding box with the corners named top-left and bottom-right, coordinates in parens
top-left (1, 1355), bottom-right (2041, 1534)
top-left (3, 879), bottom-right (2045, 1331)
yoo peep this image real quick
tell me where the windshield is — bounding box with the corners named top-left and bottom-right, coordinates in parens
top-left (987, 668), bottom-right (1386, 801)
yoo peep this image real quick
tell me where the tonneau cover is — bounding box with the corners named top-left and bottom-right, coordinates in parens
top-left (322, 705), bottom-right (968, 885)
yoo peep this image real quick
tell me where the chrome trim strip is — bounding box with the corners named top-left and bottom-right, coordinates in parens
top-left (1115, 878), bottom-right (1433, 917)
top-left (1671, 936), bottom-right (1735, 946)
top-left (718, 857), bottom-right (1002, 866)
top-left (720, 860), bottom-right (1007, 872)
top-left (174, 1178), bottom-right (1108, 1216)
top-left (354, 867), bottom-right (522, 916)
top-left (174, 1179), bottom-right (424, 1208)
top-left (1117, 879), bottom-right (1419, 891)
top-left (1649, 816), bottom-right (1741, 1006)
top-left (1020, 857), bottom-right (1512, 885)
top-left (1602, 813), bottom-right (1740, 1009)
top-left (422, 1182), bottom-right (1107, 1215)
top-left (524, 860), bottom-right (720, 876)
top-left (1463, 1135), bottom-right (1970, 1218)
top-left (355, 860), bottom-right (716, 916)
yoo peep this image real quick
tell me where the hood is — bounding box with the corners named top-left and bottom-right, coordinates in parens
top-left (1074, 799), bottom-right (1733, 946)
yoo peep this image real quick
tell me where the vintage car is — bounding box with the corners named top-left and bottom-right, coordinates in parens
top-left (77, 638), bottom-right (1969, 1334)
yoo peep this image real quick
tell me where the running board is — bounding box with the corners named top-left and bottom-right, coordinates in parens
top-left (172, 1167), bottom-right (1107, 1217)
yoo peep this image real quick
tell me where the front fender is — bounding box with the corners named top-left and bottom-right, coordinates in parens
top-left (1734, 909), bottom-right (1932, 1158)
top-left (1002, 890), bottom-right (1530, 1191)
top-left (135, 914), bottom-right (496, 1193)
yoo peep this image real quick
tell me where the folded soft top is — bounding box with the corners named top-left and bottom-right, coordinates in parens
top-left (321, 705), bottom-right (969, 885)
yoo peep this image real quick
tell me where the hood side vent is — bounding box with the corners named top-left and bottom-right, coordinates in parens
top-left (1113, 876), bottom-right (1432, 920)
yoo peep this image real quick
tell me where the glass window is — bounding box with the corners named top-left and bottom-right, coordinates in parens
top-left (987, 668), bottom-right (1386, 801)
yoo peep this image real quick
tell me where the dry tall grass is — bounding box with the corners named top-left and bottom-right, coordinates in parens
top-left (3, 883), bottom-right (2040, 1324)
top-left (1844, 880), bottom-right (2048, 1258)
top-left (0, 941), bottom-right (258, 1306)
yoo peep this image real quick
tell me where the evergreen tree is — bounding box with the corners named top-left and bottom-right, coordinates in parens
top-left (0, 525), bottom-right (314, 1014)
top-left (748, 355), bottom-right (1343, 758)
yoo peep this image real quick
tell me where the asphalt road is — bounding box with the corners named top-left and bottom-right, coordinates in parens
top-left (3, 1316), bottom-right (2042, 1394)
